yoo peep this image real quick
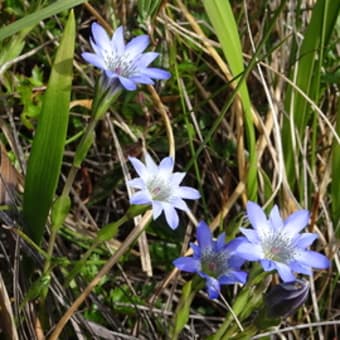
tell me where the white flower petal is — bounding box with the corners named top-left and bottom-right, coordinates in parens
top-left (176, 186), bottom-right (200, 200)
top-left (130, 191), bottom-right (151, 205)
top-left (145, 153), bottom-right (158, 173)
top-left (246, 201), bottom-right (272, 237)
top-left (159, 156), bottom-right (174, 174)
top-left (127, 178), bottom-right (145, 189)
top-left (118, 76), bottom-right (137, 91)
top-left (274, 262), bottom-right (296, 282)
top-left (169, 197), bottom-right (189, 212)
top-left (163, 203), bottom-right (179, 229)
top-left (170, 172), bottom-right (186, 186)
top-left (269, 205), bottom-right (284, 231)
top-left (151, 201), bottom-right (164, 220)
top-left (128, 156), bottom-right (147, 178)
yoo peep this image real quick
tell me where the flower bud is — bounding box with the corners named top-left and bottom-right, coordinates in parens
top-left (264, 279), bottom-right (309, 318)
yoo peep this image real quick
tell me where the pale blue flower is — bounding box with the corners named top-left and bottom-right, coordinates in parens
top-left (82, 23), bottom-right (171, 91)
top-left (128, 153), bottom-right (200, 229)
top-left (173, 221), bottom-right (247, 299)
top-left (236, 201), bottom-right (330, 282)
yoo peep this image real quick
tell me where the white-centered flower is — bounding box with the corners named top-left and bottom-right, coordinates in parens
top-left (236, 201), bottom-right (330, 282)
top-left (82, 23), bottom-right (171, 91)
top-left (128, 153), bottom-right (200, 229)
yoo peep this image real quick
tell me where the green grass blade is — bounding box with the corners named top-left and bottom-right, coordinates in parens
top-left (203, 0), bottom-right (257, 200)
top-left (23, 11), bottom-right (75, 244)
top-left (0, 0), bottom-right (85, 42)
top-left (282, 0), bottom-right (340, 187)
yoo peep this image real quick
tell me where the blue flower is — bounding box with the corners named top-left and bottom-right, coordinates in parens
top-left (236, 201), bottom-right (330, 282)
top-left (82, 23), bottom-right (171, 91)
top-left (128, 153), bottom-right (200, 229)
top-left (173, 221), bottom-right (247, 299)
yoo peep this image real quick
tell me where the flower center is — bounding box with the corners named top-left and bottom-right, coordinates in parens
top-left (147, 175), bottom-right (172, 202)
top-left (104, 50), bottom-right (137, 77)
top-left (262, 233), bottom-right (295, 263)
top-left (201, 249), bottom-right (229, 278)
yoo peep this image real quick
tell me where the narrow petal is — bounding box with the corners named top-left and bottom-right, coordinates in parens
top-left (130, 191), bottom-right (151, 205)
top-left (289, 261), bottom-right (312, 276)
top-left (129, 75), bottom-right (154, 85)
top-left (219, 270), bottom-right (247, 285)
top-left (295, 250), bottom-right (330, 269)
top-left (293, 233), bottom-right (318, 248)
top-left (239, 227), bottom-right (260, 243)
top-left (151, 201), bottom-right (164, 220)
top-left (284, 209), bottom-right (310, 237)
top-left (125, 35), bottom-right (150, 58)
top-left (159, 156), bottom-right (174, 173)
top-left (163, 203), bottom-right (179, 229)
top-left (226, 237), bottom-right (248, 253)
top-left (128, 156), bottom-right (147, 178)
top-left (135, 52), bottom-right (159, 67)
top-left (82, 52), bottom-right (107, 69)
top-left (269, 205), bottom-right (284, 231)
top-left (215, 232), bottom-right (226, 252)
top-left (246, 201), bottom-right (272, 236)
top-left (127, 178), bottom-right (145, 189)
top-left (118, 76), bottom-right (137, 90)
top-left (144, 153), bottom-right (158, 173)
top-left (91, 22), bottom-right (111, 50)
top-left (274, 262), bottom-right (296, 282)
top-left (205, 276), bottom-right (221, 299)
top-left (170, 172), bottom-right (186, 186)
top-left (190, 243), bottom-right (201, 258)
top-left (261, 259), bottom-right (276, 271)
top-left (196, 221), bottom-right (212, 250)
top-left (173, 257), bottom-right (200, 273)
top-left (111, 26), bottom-right (125, 54)
top-left (169, 197), bottom-right (189, 212)
top-left (176, 186), bottom-right (201, 200)
top-left (142, 67), bottom-right (171, 80)
top-left (236, 242), bottom-right (264, 261)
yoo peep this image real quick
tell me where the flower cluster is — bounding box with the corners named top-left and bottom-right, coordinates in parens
top-left (83, 23), bottom-right (330, 303)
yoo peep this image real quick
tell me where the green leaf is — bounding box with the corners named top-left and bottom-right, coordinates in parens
top-left (282, 0), bottom-right (340, 188)
top-left (23, 11), bottom-right (75, 244)
top-left (203, 0), bottom-right (257, 200)
top-left (0, 0), bottom-right (87, 42)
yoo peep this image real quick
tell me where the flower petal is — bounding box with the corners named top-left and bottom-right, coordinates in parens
top-left (125, 35), bottom-right (149, 58)
top-left (163, 203), bottom-right (179, 229)
top-left (169, 197), bottom-right (189, 212)
top-left (141, 67), bottom-right (171, 80)
top-left (135, 52), bottom-right (159, 67)
top-left (295, 250), bottom-right (330, 269)
top-left (219, 270), bottom-right (247, 285)
top-left (215, 232), bottom-right (226, 252)
top-left (82, 52), bottom-right (107, 69)
top-left (176, 186), bottom-right (201, 200)
top-left (293, 233), bottom-right (318, 248)
top-left (144, 153), bottom-right (158, 173)
top-left (130, 191), bottom-right (151, 205)
top-left (236, 241), bottom-right (264, 261)
top-left (151, 201), bottom-right (164, 220)
top-left (190, 243), bottom-right (201, 257)
top-left (204, 276), bottom-right (221, 299)
top-left (239, 227), bottom-right (260, 243)
top-left (274, 261), bottom-right (296, 282)
top-left (269, 205), bottom-right (284, 231)
top-left (159, 156), bottom-right (174, 173)
top-left (284, 209), bottom-right (310, 237)
top-left (170, 172), bottom-right (186, 186)
top-left (127, 178), bottom-right (145, 189)
top-left (111, 26), bottom-right (125, 54)
top-left (173, 257), bottom-right (200, 273)
top-left (118, 76), bottom-right (137, 90)
top-left (246, 201), bottom-right (271, 236)
top-left (129, 156), bottom-right (147, 178)
top-left (196, 221), bottom-right (212, 250)
top-left (91, 22), bottom-right (111, 51)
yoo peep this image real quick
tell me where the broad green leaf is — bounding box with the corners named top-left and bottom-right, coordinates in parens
top-left (23, 11), bottom-right (75, 244)
top-left (203, 0), bottom-right (257, 200)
